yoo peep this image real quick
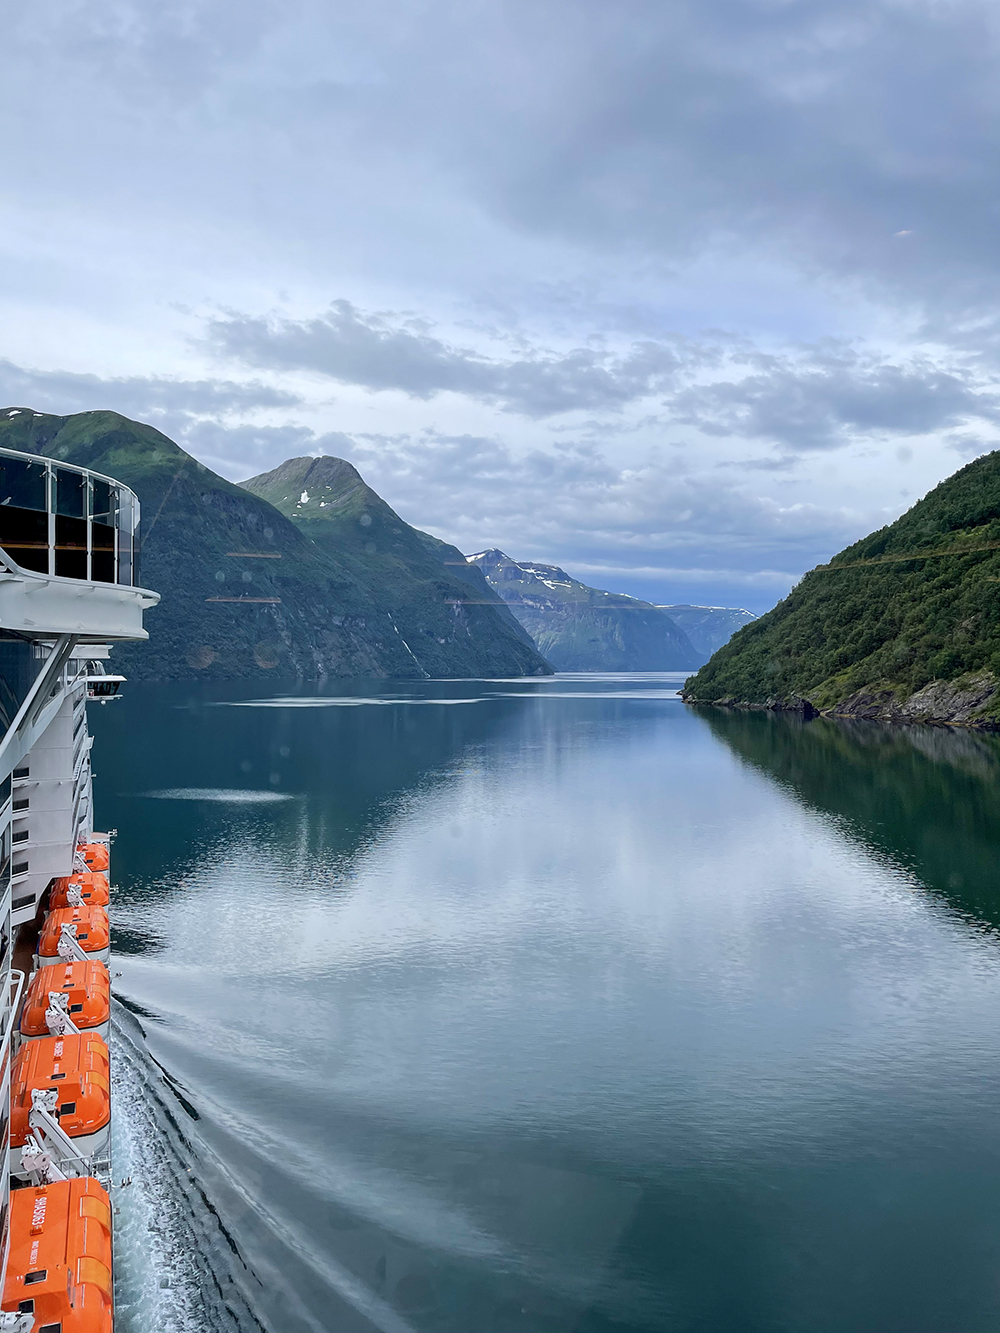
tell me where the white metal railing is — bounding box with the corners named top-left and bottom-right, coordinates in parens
top-left (0, 971), bottom-right (25, 1067)
top-left (0, 444), bottom-right (140, 588)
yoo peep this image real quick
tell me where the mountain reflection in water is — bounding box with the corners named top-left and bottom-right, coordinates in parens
top-left (90, 678), bottom-right (1000, 1333)
top-left (703, 708), bottom-right (1000, 930)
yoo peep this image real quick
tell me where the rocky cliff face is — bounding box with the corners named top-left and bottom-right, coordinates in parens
top-left (468, 549), bottom-right (702, 671)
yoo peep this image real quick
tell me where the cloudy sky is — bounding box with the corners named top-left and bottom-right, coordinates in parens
top-left (4, 0), bottom-right (1000, 610)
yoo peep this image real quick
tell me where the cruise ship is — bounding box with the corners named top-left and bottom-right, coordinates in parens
top-left (0, 446), bottom-right (157, 1332)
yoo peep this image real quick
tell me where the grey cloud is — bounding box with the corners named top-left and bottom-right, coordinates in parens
top-left (336, 429), bottom-right (866, 594)
top-left (0, 360), bottom-right (299, 425)
top-left (670, 349), bottom-right (1000, 452)
top-left (10, 0), bottom-right (1000, 332)
top-left (165, 408), bottom-right (861, 602)
top-left (402, 0), bottom-right (1000, 318)
top-left (208, 300), bottom-right (1000, 451)
top-left (179, 420), bottom-right (353, 480)
top-left (207, 301), bottom-right (683, 417)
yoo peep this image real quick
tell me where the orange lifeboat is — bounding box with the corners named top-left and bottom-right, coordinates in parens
top-left (10, 1034), bottom-right (111, 1176)
top-left (50, 872), bottom-right (110, 909)
top-left (76, 842), bottom-right (109, 872)
top-left (37, 906), bottom-right (110, 966)
top-left (2, 1177), bottom-right (113, 1333)
top-left (20, 962), bottom-right (111, 1042)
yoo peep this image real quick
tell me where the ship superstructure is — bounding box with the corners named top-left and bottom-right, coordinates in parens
top-left (0, 446), bottom-right (157, 1330)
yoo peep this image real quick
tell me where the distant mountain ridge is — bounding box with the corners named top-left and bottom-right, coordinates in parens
top-left (0, 410), bottom-right (551, 680)
top-left (657, 605), bottom-right (756, 658)
top-left (468, 549), bottom-right (702, 671)
top-left (683, 449), bottom-right (1000, 727)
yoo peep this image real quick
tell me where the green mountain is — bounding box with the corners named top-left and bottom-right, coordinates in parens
top-left (683, 450), bottom-right (1000, 725)
top-left (0, 409), bottom-right (551, 680)
top-left (468, 549), bottom-right (702, 671)
top-left (656, 604), bottom-right (756, 658)
top-left (240, 456), bottom-right (549, 677)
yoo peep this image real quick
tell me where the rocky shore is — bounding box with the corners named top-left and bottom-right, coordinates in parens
top-left (682, 671), bottom-right (1000, 730)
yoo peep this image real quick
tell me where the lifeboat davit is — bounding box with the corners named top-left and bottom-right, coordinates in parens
top-left (77, 842), bottom-right (109, 872)
top-left (50, 871), bottom-right (110, 909)
top-left (20, 961), bottom-right (111, 1042)
top-left (2, 1177), bottom-right (113, 1333)
top-left (10, 1033), bottom-right (111, 1177)
top-left (37, 906), bottom-right (110, 966)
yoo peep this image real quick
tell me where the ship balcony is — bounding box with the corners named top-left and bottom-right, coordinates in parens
top-left (83, 659), bottom-right (126, 701)
top-left (0, 447), bottom-right (158, 641)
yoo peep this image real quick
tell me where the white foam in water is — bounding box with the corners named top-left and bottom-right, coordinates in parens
top-left (111, 1003), bottom-right (416, 1333)
top-left (213, 698), bottom-right (482, 708)
top-left (112, 1007), bottom-right (261, 1333)
top-left (138, 789), bottom-right (297, 802)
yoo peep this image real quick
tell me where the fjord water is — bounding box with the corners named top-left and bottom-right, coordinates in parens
top-left (91, 675), bottom-right (1000, 1333)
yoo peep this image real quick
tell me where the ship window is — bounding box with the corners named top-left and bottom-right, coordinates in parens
top-left (11, 862), bottom-right (28, 876)
top-left (57, 1103), bottom-right (75, 1115)
top-left (69, 1004), bottom-right (83, 1013)
top-left (117, 490), bottom-right (137, 586)
top-left (91, 479), bottom-right (114, 525)
top-left (0, 775), bottom-right (10, 805)
top-left (76, 933), bottom-right (88, 940)
top-left (91, 512), bottom-right (115, 583)
top-left (1, 459), bottom-right (46, 511)
top-left (55, 515), bottom-right (87, 580)
top-left (91, 550), bottom-right (115, 583)
top-left (11, 830), bottom-right (28, 844)
top-left (12, 798), bottom-right (28, 811)
top-left (13, 767), bottom-right (28, 779)
top-left (16, 1299), bottom-right (33, 1313)
top-left (40, 1324), bottom-right (61, 1333)
top-left (49, 1073), bottom-right (66, 1080)
top-left (0, 505), bottom-right (49, 574)
top-left (55, 468), bottom-right (86, 519)
top-left (12, 894), bottom-right (33, 910)
top-left (25, 1269), bottom-right (47, 1284)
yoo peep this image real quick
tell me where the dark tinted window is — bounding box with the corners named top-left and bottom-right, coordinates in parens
top-left (91, 479), bottom-right (114, 525)
top-left (55, 515), bottom-right (87, 579)
top-left (0, 458), bottom-right (46, 511)
top-left (55, 468), bottom-right (86, 518)
top-left (0, 506), bottom-right (49, 573)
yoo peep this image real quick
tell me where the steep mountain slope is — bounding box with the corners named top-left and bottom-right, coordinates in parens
top-left (658, 605), bottom-right (756, 657)
top-left (468, 549), bottom-right (701, 671)
top-left (683, 449), bottom-right (1000, 724)
top-left (0, 410), bottom-right (549, 679)
top-left (240, 457), bottom-right (551, 677)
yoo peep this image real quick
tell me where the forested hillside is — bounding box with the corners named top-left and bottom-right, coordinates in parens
top-left (684, 450), bottom-right (1000, 724)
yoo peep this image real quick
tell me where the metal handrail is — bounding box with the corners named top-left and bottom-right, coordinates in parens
top-left (0, 443), bottom-right (139, 495)
top-left (0, 969), bottom-right (26, 1058)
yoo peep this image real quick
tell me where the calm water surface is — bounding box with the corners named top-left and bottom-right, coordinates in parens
top-left (90, 674), bottom-right (1000, 1333)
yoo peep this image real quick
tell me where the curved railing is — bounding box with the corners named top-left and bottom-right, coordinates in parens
top-left (0, 447), bottom-right (140, 587)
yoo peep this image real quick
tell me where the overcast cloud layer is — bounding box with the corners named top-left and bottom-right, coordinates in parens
top-left (4, 0), bottom-right (1000, 609)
